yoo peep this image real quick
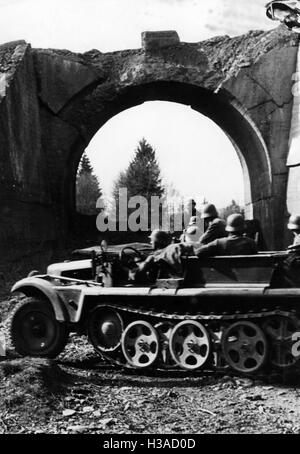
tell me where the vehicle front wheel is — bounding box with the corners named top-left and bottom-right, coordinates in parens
top-left (8, 297), bottom-right (69, 358)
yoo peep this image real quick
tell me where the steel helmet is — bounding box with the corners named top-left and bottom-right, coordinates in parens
top-left (186, 226), bottom-right (198, 235)
top-left (182, 226), bottom-right (200, 244)
top-left (188, 216), bottom-right (199, 226)
top-left (266, 1), bottom-right (300, 28)
top-left (288, 214), bottom-right (300, 230)
top-left (225, 213), bottom-right (245, 233)
top-left (148, 229), bottom-right (170, 248)
top-left (201, 203), bottom-right (218, 219)
top-left (266, 1), bottom-right (299, 18)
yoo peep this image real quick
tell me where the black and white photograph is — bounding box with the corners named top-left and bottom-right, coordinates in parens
top-left (1, 0), bottom-right (300, 438)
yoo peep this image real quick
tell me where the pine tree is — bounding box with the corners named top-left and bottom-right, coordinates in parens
top-left (112, 138), bottom-right (164, 228)
top-left (127, 138), bottom-right (164, 199)
top-left (113, 138), bottom-right (164, 200)
top-left (112, 170), bottom-right (127, 203)
top-left (78, 153), bottom-right (93, 175)
top-left (76, 152), bottom-right (102, 215)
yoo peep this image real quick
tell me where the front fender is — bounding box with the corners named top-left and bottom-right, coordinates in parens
top-left (11, 277), bottom-right (67, 322)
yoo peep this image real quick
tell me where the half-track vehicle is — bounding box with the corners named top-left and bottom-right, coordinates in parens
top-left (8, 241), bottom-right (300, 376)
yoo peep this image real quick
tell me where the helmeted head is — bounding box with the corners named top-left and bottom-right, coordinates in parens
top-left (288, 214), bottom-right (300, 232)
top-left (266, 1), bottom-right (300, 31)
top-left (148, 229), bottom-right (170, 250)
top-left (266, 1), bottom-right (296, 19)
top-left (225, 213), bottom-right (245, 234)
top-left (188, 216), bottom-right (199, 226)
top-left (201, 203), bottom-right (218, 220)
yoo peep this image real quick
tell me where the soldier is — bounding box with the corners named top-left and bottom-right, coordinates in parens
top-left (199, 203), bottom-right (226, 245)
top-left (130, 228), bottom-right (195, 281)
top-left (180, 216), bottom-right (202, 243)
top-left (195, 213), bottom-right (257, 257)
top-left (130, 215), bottom-right (258, 281)
top-left (244, 219), bottom-right (266, 250)
top-left (148, 229), bottom-right (170, 249)
top-left (129, 229), bottom-right (171, 281)
top-left (287, 214), bottom-right (300, 247)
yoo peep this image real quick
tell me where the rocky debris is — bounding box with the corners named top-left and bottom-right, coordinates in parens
top-left (62, 409), bottom-right (76, 417)
top-left (236, 378), bottom-right (254, 388)
top-left (0, 358), bottom-right (71, 425)
top-left (82, 406), bottom-right (94, 413)
top-left (277, 390), bottom-right (288, 395)
top-left (57, 334), bottom-right (96, 364)
top-left (0, 40), bottom-right (27, 73)
top-left (200, 25), bottom-right (299, 86)
top-left (0, 351), bottom-right (299, 433)
top-left (245, 394), bottom-right (265, 401)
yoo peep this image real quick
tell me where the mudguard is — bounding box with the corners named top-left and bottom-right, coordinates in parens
top-left (11, 277), bottom-right (67, 322)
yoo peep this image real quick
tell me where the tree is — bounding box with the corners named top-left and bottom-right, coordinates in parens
top-left (76, 153), bottom-right (102, 215)
top-left (112, 139), bottom-right (164, 228)
top-left (112, 170), bottom-right (127, 203)
top-left (115, 138), bottom-right (164, 199)
top-left (78, 153), bottom-right (93, 175)
top-left (219, 199), bottom-right (244, 220)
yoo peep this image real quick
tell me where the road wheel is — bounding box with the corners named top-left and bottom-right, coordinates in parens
top-left (221, 321), bottom-right (267, 374)
top-left (8, 297), bottom-right (68, 358)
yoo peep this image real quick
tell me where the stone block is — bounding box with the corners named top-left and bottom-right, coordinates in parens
top-left (141, 31), bottom-right (180, 51)
top-left (34, 52), bottom-right (101, 113)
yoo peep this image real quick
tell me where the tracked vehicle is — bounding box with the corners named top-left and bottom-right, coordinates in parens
top-left (8, 242), bottom-right (300, 375)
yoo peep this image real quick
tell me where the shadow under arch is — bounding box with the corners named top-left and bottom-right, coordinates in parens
top-left (64, 81), bottom-right (273, 247)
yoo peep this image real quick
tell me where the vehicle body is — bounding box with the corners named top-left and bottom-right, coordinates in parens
top-left (8, 241), bottom-right (300, 375)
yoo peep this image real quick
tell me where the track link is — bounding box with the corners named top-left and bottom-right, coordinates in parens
top-left (87, 303), bottom-right (300, 376)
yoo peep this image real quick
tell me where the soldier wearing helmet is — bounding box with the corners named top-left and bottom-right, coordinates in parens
top-left (194, 213), bottom-right (257, 257)
top-left (180, 216), bottom-right (202, 243)
top-left (148, 229), bottom-right (171, 250)
top-left (128, 229), bottom-right (171, 281)
top-left (198, 203), bottom-right (226, 245)
top-left (287, 214), bottom-right (300, 247)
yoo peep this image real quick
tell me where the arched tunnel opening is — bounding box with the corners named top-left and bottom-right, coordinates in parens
top-left (62, 81), bottom-right (273, 248)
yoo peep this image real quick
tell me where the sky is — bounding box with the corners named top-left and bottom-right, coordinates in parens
top-left (87, 102), bottom-right (245, 208)
top-left (0, 0), bottom-right (275, 208)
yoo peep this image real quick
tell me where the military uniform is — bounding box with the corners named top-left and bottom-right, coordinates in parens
top-left (199, 218), bottom-right (226, 245)
top-left (137, 248), bottom-right (164, 273)
top-left (129, 248), bottom-right (166, 282)
top-left (132, 243), bottom-right (194, 280)
top-left (129, 230), bottom-right (171, 282)
top-left (195, 234), bottom-right (258, 257)
top-left (180, 225), bottom-right (202, 243)
top-left (152, 243), bottom-right (194, 274)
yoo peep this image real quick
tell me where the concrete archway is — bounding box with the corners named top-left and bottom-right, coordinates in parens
top-left (65, 81), bottom-right (271, 233)
top-left (0, 27), bottom-right (298, 261)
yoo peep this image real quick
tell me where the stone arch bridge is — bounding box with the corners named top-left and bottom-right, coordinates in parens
top-left (0, 27), bottom-right (299, 261)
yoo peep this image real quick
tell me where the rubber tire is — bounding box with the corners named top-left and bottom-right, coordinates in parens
top-left (7, 297), bottom-right (69, 358)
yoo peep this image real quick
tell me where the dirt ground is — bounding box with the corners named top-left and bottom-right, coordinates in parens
top-left (1, 296), bottom-right (300, 435)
